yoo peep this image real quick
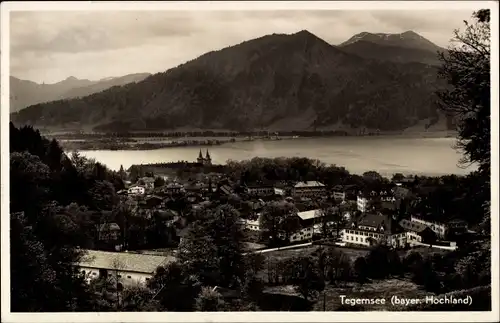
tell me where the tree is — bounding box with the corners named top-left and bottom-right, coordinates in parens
top-left (110, 257), bottom-right (125, 309)
top-left (437, 9), bottom-right (490, 233)
top-left (121, 286), bottom-right (161, 311)
top-left (285, 256), bottom-right (325, 301)
top-left (10, 211), bottom-right (94, 311)
top-left (154, 176), bottom-right (166, 188)
top-left (10, 152), bottom-right (51, 217)
top-left (315, 247), bottom-right (351, 285)
top-left (118, 165), bottom-right (127, 180)
top-left (436, 9), bottom-right (492, 292)
top-left (353, 256), bottom-right (369, 285)
top-left (147, 262), bottom-right (200, 311)
top-left (364, 244), bottom-right (392, 279)
top-left (318, 206), bottom-right (345, 239)
top-left (88, 180), bottom-right (118, 210)
top-left (260, 201), bottom-right (298, 245)
top-left (178, 205), bottom-right (246, 288)
top-left (391, 173), bottom-right (405, 182)
top-left (362, 171), bottom-right (383, 184)
top-left (195, 287), bottom-right (226, 311)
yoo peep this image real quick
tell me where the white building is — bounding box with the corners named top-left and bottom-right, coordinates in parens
top-left (245, 185), bottom-right (275, 197)
top-left (357, 189), bottom-right (397, 212)
top-left (292, 181), bottom-right (326, 198)
top-left (128, 186), bottom-right (146, 196)
top-left (357, 195), bottom-right (370, 213)
top-left (237, 218), bottom-right (261, 231)
top-left (332, 185), bottom-right (346, 201)
top-left (76, 250), bottom-right (176, 287)
top-left (341, 213), bottom-right (407, 248)
top-left (297, 209), bottom-right (322, 222)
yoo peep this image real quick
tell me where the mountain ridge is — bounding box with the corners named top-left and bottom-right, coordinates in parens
top-left (339, 30), bottom-right (445, 52)
top-left (11, 30), bottom-right (448, 133)
top-left (8, 73), bottom-right (152, 113)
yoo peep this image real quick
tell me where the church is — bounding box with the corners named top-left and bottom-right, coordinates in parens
top-left (197, 149), bottom-right (212, 166)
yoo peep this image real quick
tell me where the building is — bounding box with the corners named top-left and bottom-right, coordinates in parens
top-left (447, 219), bottom-right (469, 236)
top-left (128, 185), bottom-right (146, 196)
top-left (163, 182), bottom-right (185, 195)
top-left (245, 184), bottom-right (275, 197)
top-left (297, 208), bottom-right (337, 227)
top-left (197, 149), bottom-right (212, 166)
top-left (291, 181), bottom-right (326, 198)
top-left (219, 184), bottom-right (234, 196)
top-left (76, 250), bottom-right (176, 287)
top-left (139, 177), bottom-right (155, 190)
top-left (341, 212), bottom-right (406, 248)
top-left (332, 185), bottom-right (346, 201)
top-left (289, 227), bottom-right (315, 243)
top-left (97, 222), bottom-right (121, 242)
top-left (398, 219), bottom-right (437, 244)
top-left (356, 194), bottom-right (370, 213)
top-left (410, 215), bottom-right (448, 239)
top-left (357, 189), bottom-right (397, 213)
top-left (237, 218), bottom-right (261, 231)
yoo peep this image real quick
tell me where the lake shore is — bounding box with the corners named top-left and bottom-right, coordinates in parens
top-left (56, 130), bottom-right (457, 151)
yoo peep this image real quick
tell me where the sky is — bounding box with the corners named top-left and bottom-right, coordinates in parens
top-left (9, 9), bottom-right (476, 84)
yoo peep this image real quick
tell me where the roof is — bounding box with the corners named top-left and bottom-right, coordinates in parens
top-left (357, 213), bottom-right (402, 234)
top-left (380, 200), bottom-right (398, 210)
top-left (247, 184), bottom-right (275, 189)
top-left (140, 177), bottom-right (155, 183)
top-left (220, 185), bottom-right (233, 195)
top-left (78, 250), bottom-right (176, 274)
top-left (399, 219), bottom-right (430, 233)
top-left (274, 188), bottom-right (285, 195)
top-left (237, 218), bottom-right (260, 226)
top-left (98, 222), bottom-right (120, 231)
top-left (294, 181), bottom-right (325, 188)
top-left (297, 209), bottom-right (322, 221)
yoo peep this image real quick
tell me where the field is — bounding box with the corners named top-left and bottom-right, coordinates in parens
top-left (256, 244), bottom-right (450, 311)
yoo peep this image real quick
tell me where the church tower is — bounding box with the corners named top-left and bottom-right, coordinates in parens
top-left (197, 149), bottom-right (204, 164)
top-left (205, 150), bottom-right (212, 165)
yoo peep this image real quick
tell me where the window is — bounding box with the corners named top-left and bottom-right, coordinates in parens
top-left (127, 276), bottom-right (132, 279)
top-left (93, 272), bottom-right (97, 276)
top-left (118, 275), bottom-right (122, 278)
top-left (145, 278), bottom-right (150, 281)
top-left (355, 237), bottom-right (358, 242)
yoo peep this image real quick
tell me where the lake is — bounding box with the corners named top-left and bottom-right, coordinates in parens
top-left (78, 136), bottom-right (475, 177)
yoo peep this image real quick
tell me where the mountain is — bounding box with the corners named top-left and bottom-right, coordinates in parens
top-left (340, 31), bottom-right (443, 52)
top-left (338, 31), bottom-right (446, 66)
top-left (8, 73), bottom-right (151, 113)
top-left (11, 30), bottom-right (447, 133)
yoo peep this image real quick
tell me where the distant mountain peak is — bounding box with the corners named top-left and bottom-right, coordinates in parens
top-left (340, 30), bottom-right (441, 52)
top-left (294, 29), bottom-right (314, 36)
top-left (65, 76), bottom-right (78, 81)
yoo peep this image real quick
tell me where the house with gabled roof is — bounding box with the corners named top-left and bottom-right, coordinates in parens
top-left (76, 250), bottom-right (176, 287)
top-left (341, 212), bottom-right (407, 248)
top-left (399, 219), bottom-right (437, 244)
top-left (291, 181), bottom-right (326, 198)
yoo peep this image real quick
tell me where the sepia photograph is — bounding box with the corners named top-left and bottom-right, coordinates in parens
top-left (1, 1), bottom-right (498, 322)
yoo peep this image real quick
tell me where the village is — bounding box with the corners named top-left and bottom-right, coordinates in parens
top-left (77, 150), bottom-right (472, 292)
